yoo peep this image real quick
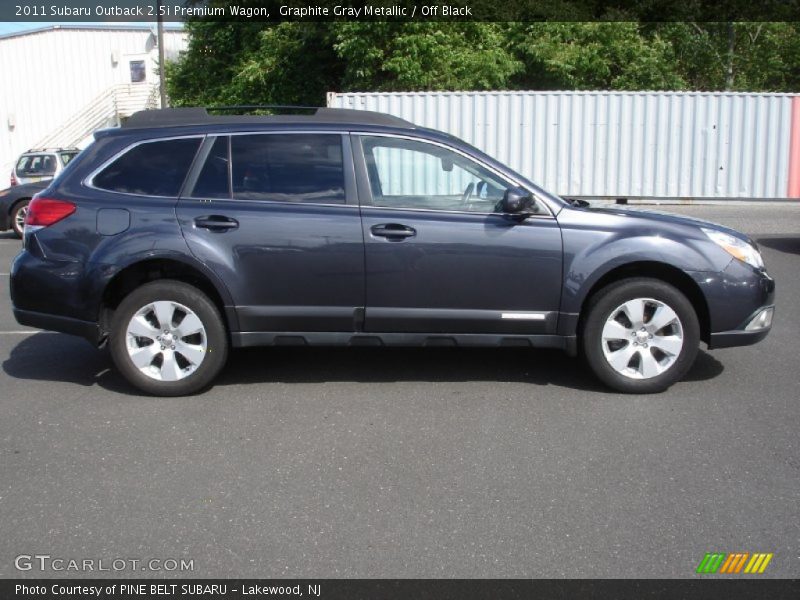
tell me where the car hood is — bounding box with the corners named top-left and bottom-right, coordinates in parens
top-left (578, 205), bottom-right (753, 244)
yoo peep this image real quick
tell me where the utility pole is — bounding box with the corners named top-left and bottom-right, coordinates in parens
top-left (725, 22), bottom-right (735, 91)
top-left (157, 0), bottom-right (167, 108)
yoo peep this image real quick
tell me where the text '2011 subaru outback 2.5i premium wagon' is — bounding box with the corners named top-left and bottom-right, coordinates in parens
top-left (11, 108), bottom-right (775, 396)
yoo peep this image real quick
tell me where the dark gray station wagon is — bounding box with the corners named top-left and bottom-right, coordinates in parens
top-left (11, 108), bottom-right (775, 396)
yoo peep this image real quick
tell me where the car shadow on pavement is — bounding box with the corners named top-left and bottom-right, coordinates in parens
top-left (2, 333), bottom-right (725, 396)
top-left (1, 332), bottom-right (132, 394)
top-left (218, 345), bottom-right (724, 391)
top-left (756, 235), bottom-right (800, 256)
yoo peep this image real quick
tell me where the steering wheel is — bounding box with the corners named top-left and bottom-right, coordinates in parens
top-left (461, 182), bottom-right (475, 208)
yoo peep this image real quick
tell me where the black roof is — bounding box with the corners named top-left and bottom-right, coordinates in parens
top-left (123, 107), bottom-right (415, 130)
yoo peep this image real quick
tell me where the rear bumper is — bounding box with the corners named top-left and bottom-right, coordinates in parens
top-left (13, 308), bottom-right (102, 345)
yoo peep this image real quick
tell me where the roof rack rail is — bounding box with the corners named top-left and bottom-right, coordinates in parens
top-left (122, 106), bottom-right (415, 130)
top-left (205, 104), bottom-right (318, 113)
top-left (24, 146), bottom-right (79, 153)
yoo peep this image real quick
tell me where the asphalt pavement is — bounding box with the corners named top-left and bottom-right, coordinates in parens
top-left (0, 204), bottom-right (798, 579)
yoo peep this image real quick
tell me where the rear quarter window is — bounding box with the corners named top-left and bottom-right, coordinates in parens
top-left (92, 138), bottom-right (202, 197)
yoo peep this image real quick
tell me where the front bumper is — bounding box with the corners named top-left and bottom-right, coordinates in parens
top-left (708, 305), bottom-right (774, 348)
top-left (701, 261), bottom-right (775, 350)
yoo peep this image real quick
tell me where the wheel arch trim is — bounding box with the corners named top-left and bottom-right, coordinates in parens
top-left (565, 260), bottom-right (712, 345)
top-left (94, 252), bottom-right (239, 335)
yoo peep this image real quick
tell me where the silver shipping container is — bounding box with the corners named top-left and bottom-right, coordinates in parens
top-left (328, 91), bottom-right (799, 200)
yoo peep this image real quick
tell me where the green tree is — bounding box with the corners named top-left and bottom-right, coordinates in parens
top-left (164, 20), bottom-right (265, 106)
top-left (653, 22), bottom-right (800, 91)
top-left (164, 19), bottom-right (800, 107)
top-left (332, 22), bottom-right (522, 91)
top-left (230, 23), bottom-right (343, 105)
top-left (507, 22), bottom-right (686, 90)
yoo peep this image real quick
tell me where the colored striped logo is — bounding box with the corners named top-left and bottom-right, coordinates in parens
top-left (696, 552), bottom-right (773, 574)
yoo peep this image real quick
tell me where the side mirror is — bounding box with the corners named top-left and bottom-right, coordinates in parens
top-left (500, 187), bottom-right (534, 218)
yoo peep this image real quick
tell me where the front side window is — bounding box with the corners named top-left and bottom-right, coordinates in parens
top-left (93, 138), bottom-right (201, 197)
top-left (360, 136), bottom-right (512, 213)
top-left (231, 134), bottom-right (345, 204)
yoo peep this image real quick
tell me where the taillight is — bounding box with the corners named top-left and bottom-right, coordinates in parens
top-left (10, 170), bottom-right (17, 186)
top-left (24, 197), bottom-right (76, 230)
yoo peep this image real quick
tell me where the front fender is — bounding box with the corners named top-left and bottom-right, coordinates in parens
top-left (557, 208), bottom-right (732, 316)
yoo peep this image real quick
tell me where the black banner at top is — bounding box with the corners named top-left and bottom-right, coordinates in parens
top-left (2, 0), bottom-right (800, 23)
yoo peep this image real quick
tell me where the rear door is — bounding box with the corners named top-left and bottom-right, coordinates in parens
top-left (354, 134), bottom-right (563, 335)
top-left (177, 132), bottom-right (364, 333)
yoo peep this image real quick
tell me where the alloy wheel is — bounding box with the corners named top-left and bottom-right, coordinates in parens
top-left (601, 297), bottom-right (684, 379)
top-left (125, 300), bottom-right (207, 381)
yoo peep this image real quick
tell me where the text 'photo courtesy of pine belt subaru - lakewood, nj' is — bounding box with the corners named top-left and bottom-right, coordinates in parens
top-left (10, 107), bottom-right (775, 396)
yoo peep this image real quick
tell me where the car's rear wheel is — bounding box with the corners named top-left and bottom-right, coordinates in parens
top-left (10, 199), bottom-right (30, 238)
top-left (582, 278), bottom-right (700, 393)
top-left (109, 280), bottom-right (228, 396)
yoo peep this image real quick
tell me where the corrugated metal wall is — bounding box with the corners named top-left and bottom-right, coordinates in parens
top-left (0, 26), bottom-right (187, 178)
top-left (328, 91), bottom-right (796, 199)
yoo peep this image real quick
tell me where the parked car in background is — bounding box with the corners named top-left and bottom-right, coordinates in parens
top-left (10, 108), bottom-right (775, 396)
top-left (10, 148), bottom-right (79, 186)
top-left (0, 181), bottom-right (46, 238)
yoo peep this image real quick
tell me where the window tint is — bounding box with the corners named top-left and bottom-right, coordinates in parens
top-left (192, 137), bottom-right (230, 199)
top-left (361, 136), bottom-right (511, 213)
top-left (231, 134), bottom-right (345, 204)
top-left (16, 154), bottom-right (57, 177)
top-left (93, 138), bottom-right (201, 197)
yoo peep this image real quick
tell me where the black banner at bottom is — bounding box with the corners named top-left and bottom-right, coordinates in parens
top-left (3, 579), bottom-right (800, 600)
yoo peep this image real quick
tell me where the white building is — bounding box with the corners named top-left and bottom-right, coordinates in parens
top-left (0, 24), bottom-right (188, 180)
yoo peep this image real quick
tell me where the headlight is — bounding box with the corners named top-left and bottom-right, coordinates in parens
top-left (702, 228), bottom-right (764, 269)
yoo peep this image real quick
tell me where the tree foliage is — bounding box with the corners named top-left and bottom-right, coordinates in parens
top-left (165, 20), bottom-right (800, 107)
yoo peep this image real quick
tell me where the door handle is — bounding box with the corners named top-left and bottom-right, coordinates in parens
top-left (194, 215), bottom-right (239, 231)
top-left (370, 223), bottom-right (416, 239)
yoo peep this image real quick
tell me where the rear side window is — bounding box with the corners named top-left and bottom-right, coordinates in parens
top-left (230, 134), bottom-right (345, 204)
top-left (59, 151), bottom-right (79, 166)
top-left (92, 138), bottom-right (201, 197)
top-left (16, 154), bottom-right (57, 177)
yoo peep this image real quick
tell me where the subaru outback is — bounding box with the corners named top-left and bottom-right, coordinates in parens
top-left (10, 108), bottom-right (775, 396)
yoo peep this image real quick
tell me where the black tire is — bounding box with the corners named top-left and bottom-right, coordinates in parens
top-left (109, 280), bottom-right (228, 396)
top-left (582, 278), bottom-right (700, 394)
top-left (10, 199), bottom-right (30, 238)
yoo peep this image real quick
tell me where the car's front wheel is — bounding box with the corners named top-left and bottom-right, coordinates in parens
top-left (109, 280), bottom-right (229, 396)
top-left (582, 278), bottom-right (700, 393)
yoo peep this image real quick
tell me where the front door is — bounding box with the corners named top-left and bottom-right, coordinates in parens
top-left (354, 134), bottom-right (563, 334)
top-left (177, 133), bottom-right (364, 333)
